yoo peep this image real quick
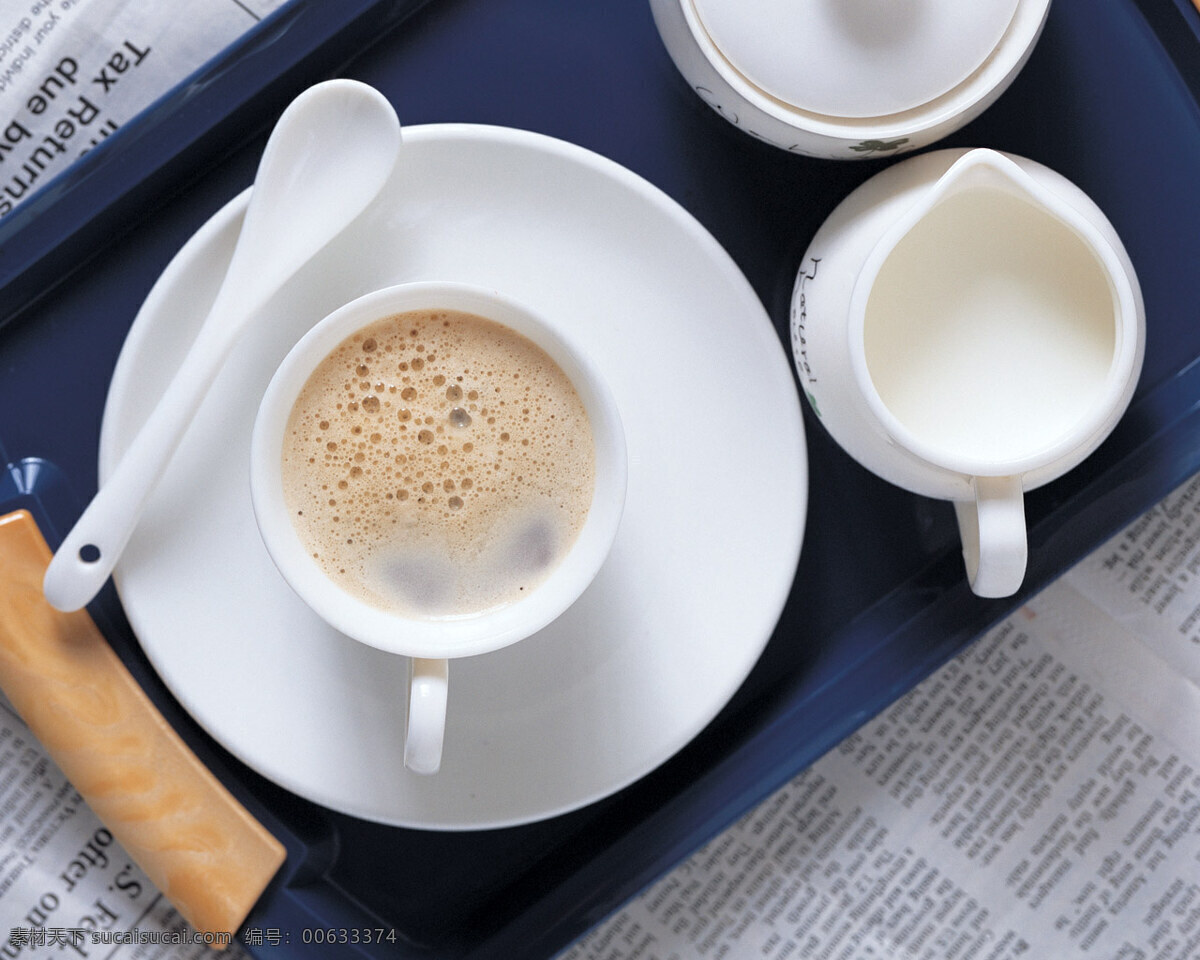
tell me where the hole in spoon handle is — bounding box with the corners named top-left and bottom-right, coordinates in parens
top-left (43, 526), bottom-right (118, 611)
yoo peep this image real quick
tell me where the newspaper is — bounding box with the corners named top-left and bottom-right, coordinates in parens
top-left (565, 476), bottom-right (1200, 960)
top-left (0, 0), bottom-right (285, 219)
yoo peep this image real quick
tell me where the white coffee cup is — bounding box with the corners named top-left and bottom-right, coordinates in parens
top-left (649, 0), bottom-right (1052, 159)
top-left (792, 148), bottom-right (1144, 596)
top-left (250, 282), bottom-right (627, 774)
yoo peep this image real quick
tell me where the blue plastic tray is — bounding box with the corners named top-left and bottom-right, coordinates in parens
top-left (3, 0), bottom-right (1200, 956)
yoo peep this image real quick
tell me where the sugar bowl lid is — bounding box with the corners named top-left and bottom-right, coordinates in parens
top-left (690, 0), bottom-right (1021, 119)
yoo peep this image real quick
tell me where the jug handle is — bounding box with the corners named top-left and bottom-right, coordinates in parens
top-left (954, 476), bottom-right (1026, 598)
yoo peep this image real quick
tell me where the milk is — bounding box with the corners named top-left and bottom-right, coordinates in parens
top-left (863, 187), bottom-right (1117, 466)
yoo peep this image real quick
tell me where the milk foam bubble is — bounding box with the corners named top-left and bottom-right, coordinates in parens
top-left (282, 309), bottom-right (596, 617)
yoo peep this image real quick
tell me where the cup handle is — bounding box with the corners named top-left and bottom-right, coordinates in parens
top-left (954, 476), bottom-right (1027, 598)
top-left (404, 658), bottom-right (448, 775)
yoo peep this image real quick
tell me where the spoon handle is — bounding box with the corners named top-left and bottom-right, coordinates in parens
top-left (43, 316), bottom-right (239, 612)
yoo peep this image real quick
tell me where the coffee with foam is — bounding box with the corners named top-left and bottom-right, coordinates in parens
top-left (281, 309), bottom-right (596, 618)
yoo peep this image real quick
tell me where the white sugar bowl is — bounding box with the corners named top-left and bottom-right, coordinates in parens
top-left (649, 0), bottom-right (1052, 159)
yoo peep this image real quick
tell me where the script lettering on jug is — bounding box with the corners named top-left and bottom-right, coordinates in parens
top-left (791, 257), bottom-right (821, 386)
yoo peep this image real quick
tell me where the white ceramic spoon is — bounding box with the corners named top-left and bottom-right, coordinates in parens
top-left (43, 79), bottom-right (402, 612)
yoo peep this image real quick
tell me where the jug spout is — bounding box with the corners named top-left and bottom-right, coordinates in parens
top-left (858, 148), bottom-right (1135, 289)
top-left (926, 147), bottom-right (1058, 205)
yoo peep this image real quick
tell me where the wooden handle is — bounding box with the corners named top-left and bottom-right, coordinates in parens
top-left (0, 510), bottom-right (285, 939)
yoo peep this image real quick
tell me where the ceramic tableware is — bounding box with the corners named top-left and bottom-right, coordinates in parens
top-left (250, 282), bottom-right (627, 775)
top-left (99, 124), bottom-right (806, 829)
top-left (649, 0), bottom-right (1052, 158)
top-left (791, 148), bottom-right (1144, 596)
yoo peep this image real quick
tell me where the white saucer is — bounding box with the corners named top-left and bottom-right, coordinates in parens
top-left (99, 124), bottom-right (806, 830)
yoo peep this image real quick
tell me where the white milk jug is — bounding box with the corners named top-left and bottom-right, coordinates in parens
top-left (792, 148), bottom-right (1144, 596)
